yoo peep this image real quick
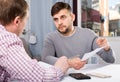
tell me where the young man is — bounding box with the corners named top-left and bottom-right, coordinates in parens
top-left (0, 0), bottom-right (70, 82)
top-left (41, 2), bottom-right (115, 69)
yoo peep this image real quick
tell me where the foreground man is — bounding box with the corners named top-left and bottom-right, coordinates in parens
top-left (0, 0), bottom-right (70, 82)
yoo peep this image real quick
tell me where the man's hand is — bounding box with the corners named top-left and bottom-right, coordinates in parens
top-left (96, 37), bottom-right (110, 51)
top-left (54, 56), bottom-right (70, 74)
top-left (68, 57), bottom-right (86, 70)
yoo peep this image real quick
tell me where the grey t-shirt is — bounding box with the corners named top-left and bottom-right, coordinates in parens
top-left (41, 27), bottom-right (115, 65)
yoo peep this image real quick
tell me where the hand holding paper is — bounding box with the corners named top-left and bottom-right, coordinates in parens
top-left (68, 57), bottom-right (86, 70)
top-left (81, 47), bottom-right (104, 61)
top-left (68, 47), bottom-right (105, 69)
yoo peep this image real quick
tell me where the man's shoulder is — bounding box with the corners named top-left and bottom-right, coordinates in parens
top-left (0, 30), bottom-right (20, 44)
top-left (46, 30), bottom-right (58, 37)
top-left (48, 30), bottom-right (57, 35)
top-left (76, 27), bottom-right (97, 37)
top-left (45, 30), bottom-right (59, 41)
top-left (77, 27), bottom-right (93, 32)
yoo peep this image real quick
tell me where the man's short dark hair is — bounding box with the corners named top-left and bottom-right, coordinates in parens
top-left (51, 2), bottom-right (71, 16)
top-left (0, 0), bottom-right (28, 26)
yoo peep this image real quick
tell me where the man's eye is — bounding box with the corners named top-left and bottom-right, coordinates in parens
top-left (61, 16), bottom-right (66, 20)
top-left (54, 18), bottom-right (58, 22)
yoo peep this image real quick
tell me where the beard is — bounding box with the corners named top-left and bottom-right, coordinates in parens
top-left (57, 27), bottom-right (69, 35)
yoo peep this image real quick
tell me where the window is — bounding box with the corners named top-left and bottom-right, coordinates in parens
top-left (73, 0), bottom-right (120, 36)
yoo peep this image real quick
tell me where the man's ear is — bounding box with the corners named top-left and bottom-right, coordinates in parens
top-left (13, 16), bottom-right (21, 26)
top-left (71, 13), bottom-right (75, 21)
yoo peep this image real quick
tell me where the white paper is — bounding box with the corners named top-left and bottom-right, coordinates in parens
top-left (81, 47), bottom-right (104, 61)
top-left (86, 72), bottom-right (112, 78)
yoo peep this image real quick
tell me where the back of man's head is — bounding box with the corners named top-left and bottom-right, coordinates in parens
top-left (51, 2), bottom-right (71, 16)
top-left (0, 0), bottom-right (28, 26)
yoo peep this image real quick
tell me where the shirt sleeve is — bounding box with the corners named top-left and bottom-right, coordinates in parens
top-left (41, 35), bottom-right (58, 65)
top-left (92, 37), bottom-right (115, 63)
top-left (1, 36), bottom-right (64, 82)
top-left (85, 28), bottom-right (115, 63)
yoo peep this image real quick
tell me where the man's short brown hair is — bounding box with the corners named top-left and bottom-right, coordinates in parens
top-left (0, 0), bottom-right (28, 26)
top-left (51, 2), bottom-right (71, 16)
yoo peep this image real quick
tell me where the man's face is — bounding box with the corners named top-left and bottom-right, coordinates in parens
top-left (53, 9), bottom-right (75, 35)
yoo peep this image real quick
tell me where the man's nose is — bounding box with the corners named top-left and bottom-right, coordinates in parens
top-left (58, 19), bottom-right (62, 25)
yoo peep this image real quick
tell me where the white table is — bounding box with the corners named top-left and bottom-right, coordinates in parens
top-left (61, 64), bottom-right (120, 82)
top-left (11, 62), bottom-right (120, 82)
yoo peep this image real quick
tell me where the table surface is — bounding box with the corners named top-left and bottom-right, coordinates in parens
top-left (38, 62), bottom-right (120, 82)
top-left (11, 62), bottom-right (120, 82)
top-left (61, 64), bottom-right (120, 82)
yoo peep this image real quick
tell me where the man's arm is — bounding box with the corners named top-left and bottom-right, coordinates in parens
top-left (93, 37), bottom-right (115, 63)
top-left (41, 36), bottom-right (58, 65)
top-left (1, 36), bottom-right (65, 82)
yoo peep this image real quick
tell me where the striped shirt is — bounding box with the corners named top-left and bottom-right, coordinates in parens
top-left (0, 25), bottom-right (64, 82)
